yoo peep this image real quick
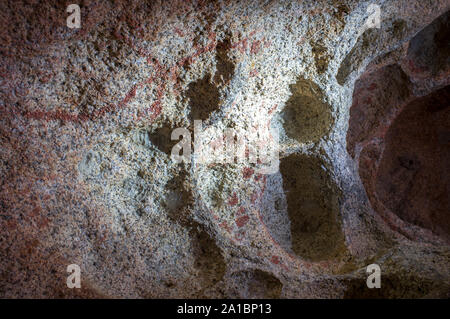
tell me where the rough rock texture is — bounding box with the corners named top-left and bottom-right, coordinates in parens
top-left (0, 0), bottom-right (449, 298)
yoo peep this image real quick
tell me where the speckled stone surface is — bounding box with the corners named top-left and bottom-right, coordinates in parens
top-left (0, 0), bottom-right (449, 298)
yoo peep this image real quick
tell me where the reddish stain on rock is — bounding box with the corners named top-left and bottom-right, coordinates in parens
top-left (219, 221), bottom-right (232, 233)
top-left (250, 40), bottom-right (261, 54)
top-left (237, 206), bottom-right (246, 216)
top-left (5, 219), bottom-right (17, 231)
top-left (119, 85), bottom-right (138, 107)
top-left (234, 231), bottom-right (246, 241)
top-left (270, 255), bottom-right (280, 264)
top-left (251, 191), bottom-right (259, 204)
top-left (228, 193), bottom-right (239, 206)
top-left (268, 104), bottom-right (278, 115)
top-left (242, 167), bottom-right (254, 179)
top-left (235, 215), bottom-right (249, 228)
top-left (254, 174), bottom-right (263, 181)
top-left (174, 27), bottom-right (184, 37)
top-left (37, 216), bottom-right (49, 229)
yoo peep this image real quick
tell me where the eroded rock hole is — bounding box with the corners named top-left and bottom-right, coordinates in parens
top-left (348, 18), bottom-right (450, 240)
top-left (164, 173), bottom-right (193, 223)
top-left (281, 78), bottom-right (333, 144)
top-left (346, 64), bottom-right (411, 158)
top-left (374, 86), bottom-right (450, 239)
top-left (148, 124), bottom-right (179, 155)
top-left (343, 274), bottom-right (436, 299)
top-left (279, 154), bottom-right (345, 261)
top-left (187, 74), bottom-right (220, 123)
top-left (131, 125), bottom-right (180, 156)
top-left (191, 226), bottom-right (227, 294)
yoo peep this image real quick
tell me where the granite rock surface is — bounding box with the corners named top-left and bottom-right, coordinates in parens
top-left (0, 0), bottom-right (449, 298)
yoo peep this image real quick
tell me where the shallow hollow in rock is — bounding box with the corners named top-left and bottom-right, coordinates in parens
top-left (187, 74), bottom-right (221, 123)
top-left (279, 153), bottom-right (345, 261)
top-left (374, 86), bottom-right (450, 240)
top-left (346, 64), bottom-right (411, 158)
top-left (280, 78), bottom-right (333, 144)
top-left (228, 269), bottom-right (283, 299)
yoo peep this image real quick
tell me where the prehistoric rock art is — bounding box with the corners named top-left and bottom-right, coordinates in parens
top-left (0, 0), bottom-right (449, 298)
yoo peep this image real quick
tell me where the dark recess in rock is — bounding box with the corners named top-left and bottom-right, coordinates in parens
top-left (214, 38), bottom-right (235, 85)
top-left (343, 274), bottom-right (436, 299)
top-left (406, 10), bottom-right (450, 77)
top-left (281, 78), bottom-right (333, 143)
top-left (346, 64), bottom-right (411, 158)
top-left (229, 269), bottom-right (283, 298)
top-left (375, 86), bottom-right (450, 240)
top-left (187, 74), bottom-right (221, 123)
top-left (336, 28), bottom-right (381, 85)
top-left (279, 153), bottom-right (345, 261)
top-left (149, 124), bottom-right (179, 155)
